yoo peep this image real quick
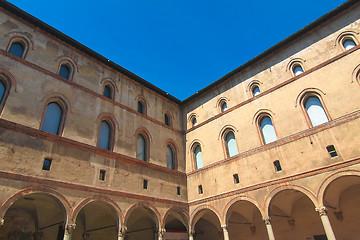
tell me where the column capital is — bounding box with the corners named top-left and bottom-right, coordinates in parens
top-left (221, 225), bottom-right (228, 229)
top-left (66, 222), bottom-right (76, 234)
top-left (0, 218), bottom-right (4, 225)
top-left (188, 230), bottom-right (195, 237)
top-left (315, 206), bottom-right (328, 216)
top-left (263, 217), bottom-right (271, 225)
top-left (158, 228), bottom-right (166, 237)
top-left (119, 226), bottom-right (127, 237)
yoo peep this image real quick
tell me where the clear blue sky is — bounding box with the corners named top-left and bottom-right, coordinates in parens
top-left (7, 0), bottom-right (348, 100)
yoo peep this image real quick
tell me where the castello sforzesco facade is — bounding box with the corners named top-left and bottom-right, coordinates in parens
top-left (0, 0), bottom-right (360, 239)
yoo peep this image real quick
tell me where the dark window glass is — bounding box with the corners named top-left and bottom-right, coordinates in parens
top-left (103, 85), bottom-right (112, 99)
top-left (0, 81), bottom-right (5, 103)
top-left (143, 179), bottom-right (148, 189)
top-left (167, 146), bottom-right (175, 169)
top-left (98, 121), bottom-right (111, 150)
top-left (41, 102), bottom-right (63, 135)
top-left (9, 42), bottom-right (24, 58)
top-left (137, 135), bottom-right (147, 161)
top-left (59, 65), bottom-right (70, 79)
top-left (233, 174), bottom-right (239, 184)
top-left (273, 160), bottom-right (282, 172)
top-left (220, 101), bottom-right (227, 112)
top-left (138, 101), bottom-right (144, 114)
top-left (42, 158), bottom-right (52, 171)
top-left (165, 114), bottom-right (171, 126)
top-left (99, 170), bottom-right (106, 181)
top-left (191, 117), bottom-right (197, 127)
top-left (326, 145), bottom-right (338, 157)
top-left (198, 185), bottom-right (203, 194)
top-left (177, 186), bottom-right (181, 195)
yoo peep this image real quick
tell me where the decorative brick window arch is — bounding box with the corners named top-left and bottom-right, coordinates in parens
top-left (6, 32), bottom-right (33, 59)
top-left (336, 31), bottom-right (359, 51)
top-left (188, 113), bottom-right (198, 128)
top-left (190, 141), bottom-right (204, 170)
top-left (96, 114), bottom-right (117, 151)
top-left (135, 127), bottom-right (152, 162)
top-left (247, 80), bottom-right (262, 97)
top-left (164, 110), bottom-right (173, 127)
top-left (297, 90), bottom-right (331, 128)
top-left (166, 140), bottom-right (178, 170)
top-left (136, 96), bottom-right (148, 115)
top-left (218, 125), bottom-right (239, 159)
top-left (56, 56), bottom-right (78, 81)
top-left (217, 97), bottom-right (229, 113)
top-left (100, 78), bottom-right (118, 100)
top-left (287, 58), bottom-right (306, 77)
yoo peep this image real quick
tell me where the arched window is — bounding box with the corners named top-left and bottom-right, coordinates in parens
top-left (193, 145), bottom-right (203, 169)
top-left (224, 131), bottom-right (239, 158)
top-left (260, 116), bottom-right (277, 144)
top-left (103, 85), bottom-right (113, 99)
top-left (165, 113), bottom-right (171, 126)
top-left (191, 117), bottom-right (197, 127)
top-left (138, 101), bottom-right (145, 114)
top-left (137, 134), bottom-right (148, 161)
top-left (98, 120), bottom-right (112, 150)
top-left (252, 86), bottom-right (261, 96)
top-left (305, 96), bottom-right (329, 127)
top-left (0, 81), bottom-right (5, 104)
top-left (59, 64), bottom-right (71, 79)
top-left (8, 42), bottom-right (25, 58)
top-left (41, 102), bottom-right (63, 135)
top-left (166, 145), bottom-right (175, 169)
top-left (343, 38), bottom-right (356, 50)
top-left (293, 64), bottom-right (304, 76)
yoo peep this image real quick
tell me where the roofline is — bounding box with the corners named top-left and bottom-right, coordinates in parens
top-left (181, 0), bottom-right (359, 104)
top-left (0, 0), bottom-right (182, 104)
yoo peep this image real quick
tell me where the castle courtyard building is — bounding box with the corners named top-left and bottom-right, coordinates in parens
top-left (0, 0), bottom-right (360, 239)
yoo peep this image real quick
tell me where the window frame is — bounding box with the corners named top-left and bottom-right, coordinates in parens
top-left (191, 143), bottom-right (204, 170)
top-left (287, 59), bottom-right (306, 78)
top-left (337, 32), bottom-right (359, 52)
top-left (136, 97), bottom-right (148, 115)
top-left (164, 111), bottom-right (172, 127)
top-left (136, 132), bottom-right (150, 162)
top-left (218, 99), bottom-right (228, 113)
top-left (166, 143), bottom-right (177, 170)
top-left (300, 93), bottom-right (331, 128)
top-left (222, 129), bottom-right (239, 158)
top-left (103, 84), bottom-right (114, 100)
top-left (40, 99), bottom-right (67, 136)
top-left (0, 74), bottom-right (12, 114)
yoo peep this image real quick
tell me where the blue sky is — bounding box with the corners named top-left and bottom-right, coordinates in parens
top-left (7, 0), bottom-right (348, 100)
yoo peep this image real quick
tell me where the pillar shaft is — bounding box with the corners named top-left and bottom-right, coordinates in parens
top-left (263, 218), bottom-right (276, 240)
top-left (63, 222), bottom-right (76, 240)
top-left (221, 225), bottom-right (230, 240)
top-left (316, 207), bottom-right (336, 240)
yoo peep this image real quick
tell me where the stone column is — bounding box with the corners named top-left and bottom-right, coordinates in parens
top-left (118, 226), bottom-right (127, 240)
top-left (157, 228), bottom-right (166, 240)
top-left (188, 230), bottom-right (194, 240)
top-left (221, 225), bottom-right (230, 240)
top-left (63, 222), bottom-right (76, 240)
top-left (316, 207), bottom-right (336, 240)
top-left (263, 217), bottom-right (276, 240)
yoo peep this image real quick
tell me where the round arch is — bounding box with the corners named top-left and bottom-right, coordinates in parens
top-left (162, 206), bottom-right (189, 228)
top-left (0, 186), bottom-right (71, 222)
top-left (190, 204), bottom-right (223, 230)
top-left (264, 184), bottom-right (319, 217)
top-left (124, 201), bottom-right (161, 228)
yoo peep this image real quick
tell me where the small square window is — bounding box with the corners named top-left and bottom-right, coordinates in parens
top-left (177, 186), bottom-right (181, 195)
top-left (326, 145), bottom-right (338, 157)
top-left (42, 158), bottom-right (52, 171)
top-left (198, 185), bottom-right (203, 194)
top-left (99, 170), bottom-right (106, 181)
top-left (233, 174), bottom-right (239, 184)
top-left (143, 179), bottom-right (148, 189)
top-left (273, 160), bottom-right (282, 172)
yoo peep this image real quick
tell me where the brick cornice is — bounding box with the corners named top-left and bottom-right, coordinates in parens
top-left (0, 118), bottom-right (187, 177)
top-left (0, 170), bottom-right (187, 205)
top-left (187, 109), bottom-right (360, 176)
top-left (186, 45), bottom-right (360, 133)
top-left (189, 156), bottom-right (360, 206)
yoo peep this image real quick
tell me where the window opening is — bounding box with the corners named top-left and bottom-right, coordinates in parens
top-left (260, 116), bottom-right (277, 144)
top-left (326, 145), bottom-right (338, 157)
top-left (177, 186), bottom-right (181, 195)
top-left (9, 42), bottom-right (24, 58)
top-left (99, 169), bottom-right (106, 181)
top-left (198, 185), bottom-right (203, 194)
top-left (343, 39), bottom-right (356, 50)
top-left (233, 174), bottom-right (239, 184)
top-left (293, 65), bottom-right (304, 76)
top-left (138, 101), bottom-right (145, 114)
top-left (166, 145), bottom-right (175, 169)
top-left (273, 160), bottom-right (282, 172)
top-left (143, 179), bottom-right (148, 189)
top-left (0, 81), bottom-right (6, 104)
top-left (165, 113), bottom-right (171, 126)
top-left (305, 96), bottom-right (329, 127)
top-left (194, 145), bottom-right (203, 169)
top-left (103, 85), bottom-right (112, 99)
top-left (225, 131), bottom-right (239, 158)
top-left (41, 102), bottom-right (63, 135)
top-left (98, 121), bottom-right (111, 150)
top-left (59, 64), bottom-right (70, 79)
top-left (42, 158), bottom-right (52, 171)
top-left (191, 117), bottom-right (197, 127)
top-left (220, 101), bottom-right (228, 112)
top-left (137, 134), bottom-right (147, 161)
top-left (252, 86), bottom-right (261, 96)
